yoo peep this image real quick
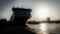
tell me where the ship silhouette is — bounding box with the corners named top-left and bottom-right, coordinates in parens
top-left (0, 7), bottom-right (36, 34)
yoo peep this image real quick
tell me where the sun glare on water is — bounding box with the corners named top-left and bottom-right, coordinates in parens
top-left (39, 23), bottom-right (48, 34)
top-left (40, 23), bottom-right (47, 31)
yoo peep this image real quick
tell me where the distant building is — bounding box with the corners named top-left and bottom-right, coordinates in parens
top-left (47, 17), bottom-right (50, 23)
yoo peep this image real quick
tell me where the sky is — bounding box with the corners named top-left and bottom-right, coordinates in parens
top-left (0, 0), bottom-right (60, 21)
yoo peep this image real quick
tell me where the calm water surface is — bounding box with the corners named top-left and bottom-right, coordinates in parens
top-left (26, 23), bottom-right (60, 34)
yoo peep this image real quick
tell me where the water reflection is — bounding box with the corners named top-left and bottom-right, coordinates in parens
top-left (39, 23), bottom-right (48, 34)
top-left (26, 23), bottom-right (60, 34)
top-left (40, 23), bottom-right (47, 31)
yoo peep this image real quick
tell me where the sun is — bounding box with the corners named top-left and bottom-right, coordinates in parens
top-left (35, 7), bottom-right (48, 19)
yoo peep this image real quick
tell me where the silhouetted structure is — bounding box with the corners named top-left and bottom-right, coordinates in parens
top-left (0, 19), bottom-right (7, 25)
top-left (50, 20), bottom-right (60, 23)
top-left (0, 19), bottom-right (8, 33)
top-left (1, 7), bottom-right (36, 34)
top-left (27, 21), bottom-right (40, 24)
top-left (10, 7), bottom-right (31, 26)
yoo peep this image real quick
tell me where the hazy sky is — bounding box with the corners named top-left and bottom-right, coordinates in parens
top-left (0, 0), bottom-right (60, 21)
